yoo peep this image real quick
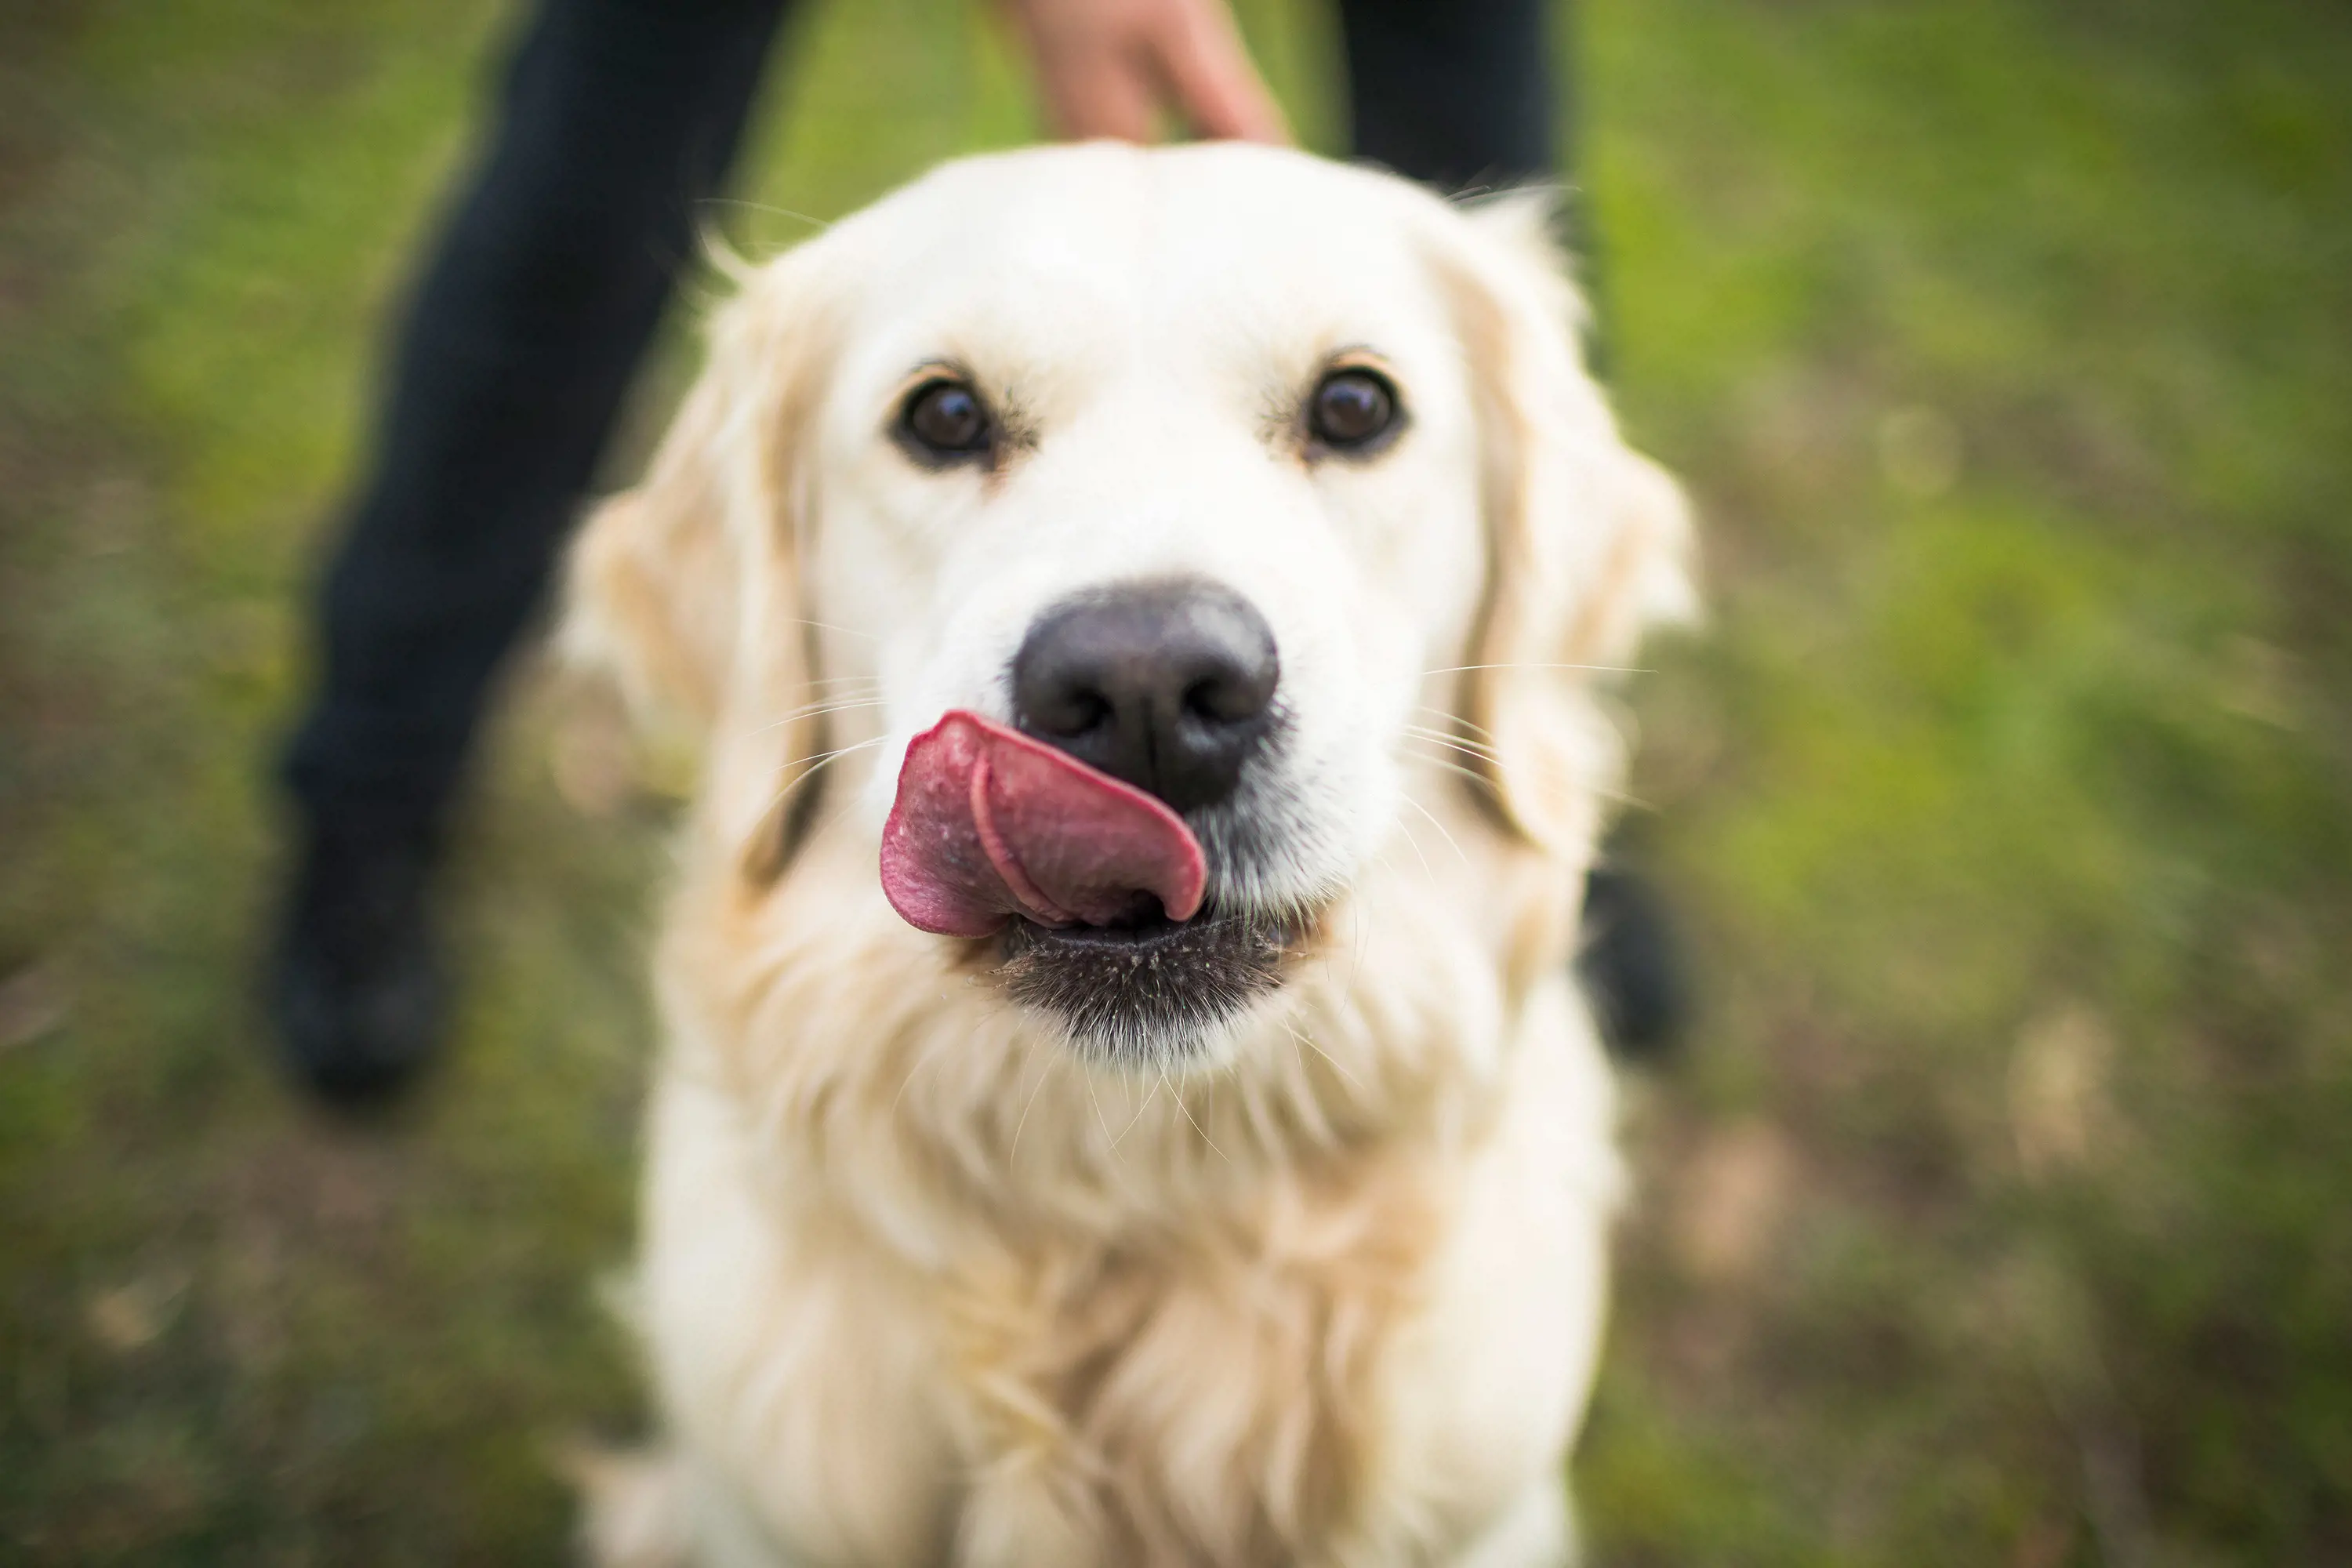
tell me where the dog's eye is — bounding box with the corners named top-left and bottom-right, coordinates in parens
top-left (1307, 367), bottom-right (1400, 454)
top-left (898, 378), bottom-right (993, 463)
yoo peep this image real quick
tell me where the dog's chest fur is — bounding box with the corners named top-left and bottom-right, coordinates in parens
top-left (626, 833), bottom-right (1607, 1567)
top-left (938, 1157), bottom-right (1443, 1565)
top-left (648, 1081), bottom-right (1454, 1567)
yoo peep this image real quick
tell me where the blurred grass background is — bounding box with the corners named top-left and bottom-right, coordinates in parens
top-left (2, 0), bottom-right (2348, 1561)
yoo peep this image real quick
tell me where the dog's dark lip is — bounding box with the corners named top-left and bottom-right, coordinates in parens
top-left (993, 895), bottom-right (1300, 1061)
top-left (1016, 909), bottom-right (1197, 950)
top-left (1003, 900), bottom-right (1287, 971)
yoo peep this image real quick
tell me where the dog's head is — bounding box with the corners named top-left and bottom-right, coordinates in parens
top-left (564, 143), bottom-right (1692, 1068)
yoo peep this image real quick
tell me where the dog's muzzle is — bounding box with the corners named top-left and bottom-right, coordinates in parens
top-left (880, 577), bottom-right (1297, 1062)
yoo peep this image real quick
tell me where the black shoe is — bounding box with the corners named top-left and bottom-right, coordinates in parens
top-left (1577, 862), bottom-right (1690, 1063)
top-left (268, 811), bottom-right (450, 1106)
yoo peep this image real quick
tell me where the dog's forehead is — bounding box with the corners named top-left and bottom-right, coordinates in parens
top-left (838, 144), bottom-right (1450, 371)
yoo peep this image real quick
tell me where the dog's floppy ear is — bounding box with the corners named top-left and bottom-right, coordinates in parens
top-left (1430, 188), bottom-right (1697, 860)
top-left (558, 245), bottom-right (839, 879)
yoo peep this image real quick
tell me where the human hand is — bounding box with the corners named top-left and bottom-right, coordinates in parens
top-left (996, 0), bottom-right (1290, 145)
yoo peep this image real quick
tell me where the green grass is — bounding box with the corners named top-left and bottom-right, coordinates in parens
top-left (2, 0), bottom-right (2347, 1561)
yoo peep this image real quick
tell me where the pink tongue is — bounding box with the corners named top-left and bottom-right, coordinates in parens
top-left (880, 710), bottom-right (1207, 939)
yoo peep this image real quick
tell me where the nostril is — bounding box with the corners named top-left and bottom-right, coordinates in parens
top-left (1183, 677), bottom-right (1233, 724)
top-left (1048, 689), bottom-right (1112, 738)
top-left (1185, 649), bottom-right (1278, 726)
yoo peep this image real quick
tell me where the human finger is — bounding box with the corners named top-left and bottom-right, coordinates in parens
top-left (1150, 0), bottom-right (1290, 143)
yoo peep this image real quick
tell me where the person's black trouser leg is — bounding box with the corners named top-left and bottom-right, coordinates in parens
top-left (1335, 0), bottom-right (1605, 361)
top-left (1334, 0), bottom-right (1561, 193)
top-left (283, 0), bottom-right (793, 836)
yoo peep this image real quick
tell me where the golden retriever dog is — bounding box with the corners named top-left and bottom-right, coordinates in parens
top-left (559, 141), bottom-right (1693, 1568)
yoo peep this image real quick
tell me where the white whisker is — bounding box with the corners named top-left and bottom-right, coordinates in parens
top-left (891, 1029), bottom-right (952, 1122)
top-left (1396, 740), bottom-right (1505, 796)
top-left (791, 734), bottom-right (891, 771)
top-left (1084, 1072), bottom-right (1127, 1168)
top-left (1403, 717), bottom-right (1497, 749)
top-left (1163, 1070), bottom-right (1229, 1164)
top-left (739, 695), bottom-right (885, 741)
top-left (1008, 1047), bottom-right (1054, 1163)
top-left (1115, 1075), bottom-right (1162, 1146)
top-left (1392, 809), bottom-right (1436, 884)
top-left (1414, 704), bottom-right (1497, 741)
top-left (1399, 737), bottom-right (1501, 778)
top-left (782, 615), bottom-right (882, 643)
top-left (1282, 1016), bottom-right (1364, 1092)
top-left (1402, 793), bottom-right (1470, 864)
top-left (758, 734), bottom-right (891, 818)
top-left (1402, 723), bottom-right (1501, 764)
top-left (1337, 892), bottom-right (1368, 1026)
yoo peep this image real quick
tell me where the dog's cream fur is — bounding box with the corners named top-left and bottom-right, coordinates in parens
top-left (560, 143), bottom-right (1693, 1567)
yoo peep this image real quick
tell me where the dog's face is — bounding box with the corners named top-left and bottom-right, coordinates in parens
top-left (567, 143), bottom-right (1692, 1068)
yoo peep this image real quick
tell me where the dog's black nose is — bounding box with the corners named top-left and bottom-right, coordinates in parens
top-left (1012, 577), bottom-right (1279, 813)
